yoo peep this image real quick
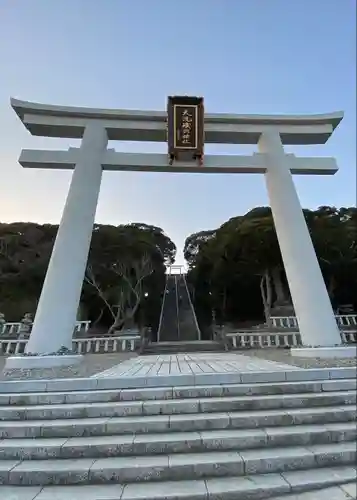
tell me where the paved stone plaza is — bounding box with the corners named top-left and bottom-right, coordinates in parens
top-left (93, 352), bottom-right (300, 379)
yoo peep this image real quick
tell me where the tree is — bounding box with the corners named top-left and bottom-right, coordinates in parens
top-left (184, 230), bottom-right (216, 267)
top-left (84, 223), bottom-right (176, 333)
top-left (197, 209), bottom-right (285, 325)
top-left (0, 222), bottom-right (176, 330)
top-left (0, 223), bottom-right (57, 319)
top-left (1, 206), bottom-right (355, 332)
top-left (309, 207), bottom-right (357, 309)
top-left (129, 223), bottom-right (176, 265)
top-left (86, 253), bottom-right (154, 334)
top-left (187, 206), bottom-right (357, 330)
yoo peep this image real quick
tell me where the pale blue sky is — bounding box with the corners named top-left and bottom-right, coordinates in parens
top-left (0, 0), bottom-right (355, 265)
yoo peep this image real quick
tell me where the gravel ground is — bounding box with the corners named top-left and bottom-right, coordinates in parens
top-left (0, 352), bottom-right (138, 380)
top-left (240, 348), bottom-right (357, 368)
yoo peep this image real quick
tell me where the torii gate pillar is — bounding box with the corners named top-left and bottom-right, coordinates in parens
top-left (26, 122), bottom-right (108, 355)
top-left (259, 129), bottom-right (341, 349)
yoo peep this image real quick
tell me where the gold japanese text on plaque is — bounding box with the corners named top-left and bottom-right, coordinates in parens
top-left (173, 105), bottom-right (198, 149)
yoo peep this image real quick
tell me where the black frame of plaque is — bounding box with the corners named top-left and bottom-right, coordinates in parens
top-left (167, 96), bottom-right (204, 159)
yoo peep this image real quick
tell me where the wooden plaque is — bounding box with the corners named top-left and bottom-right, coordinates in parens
top-left (167, 96), bottom-right (204, 158)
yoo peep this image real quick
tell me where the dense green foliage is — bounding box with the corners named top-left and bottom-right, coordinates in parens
top-left (0, 222), bottom-right (176, 332)
top-left (0, 206), bottom-right (355, 337)
top-left (185, 206), bottom-right (357, 338)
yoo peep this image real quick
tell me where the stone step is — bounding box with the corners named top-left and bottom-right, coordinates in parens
top-left (0, 366), bottom-right (355, 393)
top-left (0, 404), bottom-right (355, 438)
top-left (269, 483), bottom-right (357, 500)
top-left (142, 341), bottom-right (224, 354)
top-left (0, 390), bottom-right (354, 421)
top-left (1, 441), bottom-right (356, 486)
top-left (0, 422), bottom-right (355, 460)
top-left (2, 465), bottom-right (357, 500)
top-left (2, 465), bottom-right (355, 500)
top-left (1, 378), bottom-right (355, 406)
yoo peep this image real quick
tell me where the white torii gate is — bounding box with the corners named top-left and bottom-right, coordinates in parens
top-left (5, 98), bottom-right (348, 368)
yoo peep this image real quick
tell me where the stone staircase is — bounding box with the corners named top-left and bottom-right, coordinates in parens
top-left (176, 275), bottom-right (200, 341)
top-left (0, 373), bottom-right (356, 499)
top-left (158, 275), bottom-right (180, 342)
top-left (157, 272), bottom-right (201, 343)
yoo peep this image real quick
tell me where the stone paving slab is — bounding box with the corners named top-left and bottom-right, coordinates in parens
top-left (0, 485), bottom-right (43, 499)
top-left (269, 483), bottom-right (356, 498)
top-left (92, 352), bottom-right (299, 379)
top-left (36, 484), bottom-right (125, 499)
top-left (341, 483), bottom-right (357, 498)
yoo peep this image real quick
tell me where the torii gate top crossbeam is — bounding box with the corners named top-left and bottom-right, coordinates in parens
top-left (11, 98), bottom-right (343, 145)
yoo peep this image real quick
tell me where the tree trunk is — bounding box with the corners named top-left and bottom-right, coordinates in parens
top-left (222, 287), bottom-right (227, 323)
top-left (122, 294), bottom-right (142, 330)
top-left (109, 290), bottom-right (142, 334)
top-left (107, 313), bottom-right (125, 335)
top-left (271, 266), bottom-right (286, 303)
top-left (123, 315), bottom-right (136, 330)
top-left (260, 270), bottom-right (273, 327)
top-left (93, 308), bottom-right (104, 327)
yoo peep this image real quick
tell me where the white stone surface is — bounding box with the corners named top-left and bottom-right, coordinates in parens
top-left (270, 485), bottom-right (356, 499)
top-left (206, 473), bottom-right (291, 498)
top-left (36, 484), bottom-right (125, 499)
top-left (291, 347), bottom-right (357, 359)
top-left (0, 486), bottom-right (42, 500)
top-left (259, 129), bottom-right (342, 348)
top-left (20, 148), bottom-right (339, 175)
top-left (10, 457), bottom-right (94, 485)
top-left (25, 122), bottom-right (108, 354)
top-left (92, 352), bottom-right (298, 379)
top-left (340, 483), bottom-right (357, 498)
top-left (281, 466), bottom-right (357, 493)
top-left (121, 480), bottom-right (207, 499)
top-left (4, 355), bottom-right (82, 370)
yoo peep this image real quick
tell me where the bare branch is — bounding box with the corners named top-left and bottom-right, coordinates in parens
top-left (84, 265), bottom-right (117, 320)
top-left (86, 251), bottom-right (155, 335)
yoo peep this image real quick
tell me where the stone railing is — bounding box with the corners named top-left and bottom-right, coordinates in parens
top-left (0, 320), bottom-right (91, 337)
top-left (341, 331), bottom-right (357, 344)
top-left (271, 314), bottom-right (357, 330)
top-left (226, 331), bottom-right (302, 349)
top-left (1, 329), bottom-right (355, 355)
top-left (0, 334), bottom-right (140, 356)
top-left (335, 314), bottom-right (357, 328)
top-left (226, 330), bottom-right (357, 349)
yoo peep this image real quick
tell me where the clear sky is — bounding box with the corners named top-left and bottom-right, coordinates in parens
top-left (0, 0), bottom-right (355, 266)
